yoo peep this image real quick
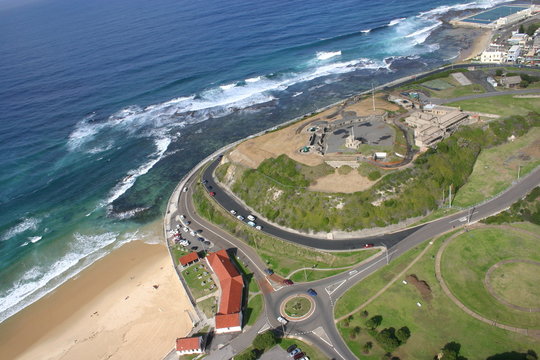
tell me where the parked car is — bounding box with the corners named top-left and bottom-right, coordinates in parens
top-left (180, 215), bottom-right (186, 220)
top-left (255, 225), bottom-right (262, 230)
top-left (264, 268), bottom-right (274, 275)
top-left (236, 215), bottom-right (245, 221)
top-left (230, 209), bottom-right (237, 215)
top-left (293, 352), bottom-right (305, 360)
top-left (179, 240), bottom-right (190, 246)
top-left (286, 344), bottom-right (297, 353)
top-left (197, 237), bottom-right (205, 242)
top-left (363, 243), bottom-right (374, 248)
top-left (247, 221), bottom-right (256, 227)
top-left (202, 179), bottom-right (208, 184)
top-left (182, 187), bottom-right (188, 192)
top-left (289, 349), bottom-right (301, 357)
top-left (206, 185), bottom-right (213, 190)
top-left (307, 288), bottom-right (317, 297)
top-left (209, 191), bottom-right (216, 196)
top-left (190, 246), bottom-right (198, 251)
top-left (183, 226), bottom-right (189, 233)
top-left (247, 214), bottom-right (256, 221)
top-left (189, 230), bottom-right (197, 237)
top-left (283, 279), bottom-right (294, 286)
top-left (277, 316), bottom-right (288, 324)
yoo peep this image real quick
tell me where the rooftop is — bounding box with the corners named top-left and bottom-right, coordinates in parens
top-left (179, 252), bottom-right (199, 266)
top-left (176, 336), bottom-right (202, 351)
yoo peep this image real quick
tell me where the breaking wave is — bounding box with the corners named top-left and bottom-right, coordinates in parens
top-left (316, 51), bottom-right (342, 60)
top-left (1, 217), bottom-right (41, 242)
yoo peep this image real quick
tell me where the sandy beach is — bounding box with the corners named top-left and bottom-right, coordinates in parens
top-left (458, 28), bottom-right (492, 62)
top-left (0, 232), bottom-right (194, 360)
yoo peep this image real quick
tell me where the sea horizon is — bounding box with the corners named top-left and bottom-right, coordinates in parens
top-left (0, 0), bottom-right (511, 323)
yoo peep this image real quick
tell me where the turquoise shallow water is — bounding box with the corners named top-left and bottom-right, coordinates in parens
top-left (0, 0), bottom-right (509, 322)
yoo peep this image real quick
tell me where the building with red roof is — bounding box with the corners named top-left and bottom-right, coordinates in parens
top-left (179, 252), bottom-right (199, 267)
top-left (206, 249), bottom-right (244, 333)
top-left (175, 336), bottom-right (205, 355)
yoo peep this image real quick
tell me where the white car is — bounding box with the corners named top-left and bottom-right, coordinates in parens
top-left (179, 240), bottom-right (190, 246)
top-left (247, 214), bottom-right (256, 221)
top-left (247, 221), bottom-right (256, 227)
top-left (277, 316), bottom-right (288, 325)
top-left (230, 210), bottom-right (237, 215)
top-left (183, 226), bottom-right (189, 233)
top-left (189, 230), bottom-right (197, 237)
top-left (180, 215), bottom-right (186, 220)
top-left (255, 225), bottom-right (262, 230)
top-left (183, 187), bottom-right (188, 192)
top-left (236, 215), bottom-right (245, 221)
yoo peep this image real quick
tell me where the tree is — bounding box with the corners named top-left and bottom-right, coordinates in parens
top-left (361, 310), bottom-right (369, 318)
top-left (519, 24), bottom-right (525, 33)
top-left (495, 69), bottom-right (503, 76)
top-left (375, 328), bottom-right (400, 352)
top-left (363, 341), bottom-right (373, 354)
top-left (396, 326), bottom-right (411, 344)
top-left (365, 315), bottom-right (383, 330)
top-left (252, 331), bottom-right (277, 350)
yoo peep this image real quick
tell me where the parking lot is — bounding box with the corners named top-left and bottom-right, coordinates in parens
top-left (324, 118), bottom-right (394, 154)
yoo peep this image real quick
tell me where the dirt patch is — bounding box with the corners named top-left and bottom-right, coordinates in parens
top-left (308, 170), bottom-right (375, 194)
top-left (227, 95), bottom-right (399, 169)
top-left (406, 274), bottom-right (432, 302)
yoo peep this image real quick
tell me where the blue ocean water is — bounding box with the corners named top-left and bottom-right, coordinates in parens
top-left (0, 0), bottom-right (508, 321)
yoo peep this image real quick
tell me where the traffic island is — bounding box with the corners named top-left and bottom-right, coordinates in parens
top-left (280, 295), bottom-right (316, 321)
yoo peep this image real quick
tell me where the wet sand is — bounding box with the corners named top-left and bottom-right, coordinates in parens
top-left (0, 238), bottom-right (194, 360)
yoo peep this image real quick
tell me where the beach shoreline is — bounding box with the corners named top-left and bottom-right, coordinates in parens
top-left (0, 226), bottom-right (194, 360)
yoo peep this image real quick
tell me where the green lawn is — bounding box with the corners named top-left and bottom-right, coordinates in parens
top-left (244, 294), bottom-right (263, 327)
top-left (181, 263), bottom-right (216, 300)
top-left (447, 95), bottom-right (540, 117)
top-left (336, 226), bottom-right (540, 360)
top-left (290, 268), bottom-right (347, 283)
top-left (489, 262), bottom-right (540, 309)
top-left (197, 296), bottom-right (217, 318)
top-left (284, 297), bottom-right (312, 317)
top-left (441, 226), bottom-right (540, 328)
top-left (453, 127), bottom-right (540, 207)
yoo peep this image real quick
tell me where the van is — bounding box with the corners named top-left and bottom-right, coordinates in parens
top-left (247, 215), bottom-right (256, 221)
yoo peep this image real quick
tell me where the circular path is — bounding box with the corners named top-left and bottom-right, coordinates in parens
top-left (280, 294), bottom-right (316, 321)
top-left (434, 225), bottom-right (540, 339)
top-left (484, 259), bottom-right (540, 312)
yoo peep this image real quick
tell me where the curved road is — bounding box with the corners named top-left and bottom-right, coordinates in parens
top-left (173, 156), bottom-right (540, 359)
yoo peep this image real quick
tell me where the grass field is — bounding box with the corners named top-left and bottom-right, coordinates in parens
top-left (284, 297), bottom-right (311, 317)
top-left (453, 127), bottom-right (540, 207)
top-left (446, 95), bottom-right (540, 117)
top-left (336, 226), bottom-right (540, 359)
top-left (289, 268), bottom-right (346, 283)
top-left (181, 263), bottom-right (216, 299)
top-left (489, 262), bottom-right (540, 309)
top-left (441, 226), bottom-right (540, 328)
top-left (197, 296), bottom-right (217, 318)
top-left (245, 294), bottom-right (263, 326)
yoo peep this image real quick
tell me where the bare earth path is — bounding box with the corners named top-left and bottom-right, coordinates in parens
top-left (435, 225), bottom-right (540, 339)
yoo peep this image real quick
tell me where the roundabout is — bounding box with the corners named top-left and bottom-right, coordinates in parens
top-left (280, 294), bottom-right (316, 321)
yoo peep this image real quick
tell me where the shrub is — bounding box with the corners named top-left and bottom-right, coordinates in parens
top-left (368, 170), bottom-right (382, 181)
top-left (375, 328), bottom-right (400, 352)
top-left (253, 331), bottom-right (277, 350)
top-left (396, 326), bottom-right (411, 344)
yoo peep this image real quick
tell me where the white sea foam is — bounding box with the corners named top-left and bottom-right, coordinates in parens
top-left (220, 83), bottom-right (236, 90)
top-left (103, 137), bottom-right (171, 206)
top-left (388, 17), bottom-right (406, 26)
top-left (404, 21), bottom-right (442, 45)
top-left (108, 206), bottom-right (149, 220)
top-left (245, 76), bottom-right (263, 83)
top-left (292, 92), bottom-right (303, 97)
top-left (360, 29), bottom-right (371, 33)
top-left (419, 0), bottom-right (510, 20)
top-left (316, 51), bottom-right (342, 60)
top-left (0, 231), bottom-right (122, 322)
top-left (1, 217), bottom-right (41, 242)
top-left (29, 236), bottom-right (42, 243)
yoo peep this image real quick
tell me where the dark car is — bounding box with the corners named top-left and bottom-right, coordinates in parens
top-left (307, 288), bottom-right (317, 297)
top-left (209, 191), bottom-right (216, 196)
top-left (264, 268), bottom-right (274, 275)
top-left (202, 179), bottom-right (208, 184)
top-left (363, 243), bottom-right (374, 248)
top-left (190, 246), bottom-right (198, 251)
top-left (283, 279), bottom-right (294, 286)
top-left (206, 185), bottom-right (213, 190)
top-left (293, 352), bottom-right (305, 360)
top-left (286, 344), bottom-right (297, 353)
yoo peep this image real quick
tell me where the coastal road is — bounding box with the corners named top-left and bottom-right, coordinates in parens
top-left (176, 155), bottom-right (539, 359)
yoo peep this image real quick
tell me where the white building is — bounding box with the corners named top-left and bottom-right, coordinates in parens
top-left (480, 49), bottom-right (505, 63)
top-left (507, 45), bottom-right (521, 62)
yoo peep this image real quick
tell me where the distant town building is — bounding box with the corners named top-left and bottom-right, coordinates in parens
top-left (508, 32), bottom-right (528, 46)
top-left (500, 75), bottom-right (522, 88)
top-left (176, 336), bottom-right (205, 355)
top-left (480, 48), bottom-right (506, 63)
top-left (507, 45), bottom-right (521, 62)
top-left (206, 249), bottom-right (244, 334)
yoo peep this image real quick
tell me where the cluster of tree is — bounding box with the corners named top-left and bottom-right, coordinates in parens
top-left (235, 331), bottom-right (278, 360)
top-left (483, 186), bottom-right (540, 225)
top-left (230, 113), bottom-right (539, 232)
top-left (436, 342), bottom-right (467, 360)
top-left (363, 315), bottom-right (411, 353)
top-left (519, 22), bottom-right (540, 36)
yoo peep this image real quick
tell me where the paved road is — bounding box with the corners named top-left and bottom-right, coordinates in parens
top-left (176, 156), bottom-right (539, 359)
top-left (430, 88), bottom-right (540, 105)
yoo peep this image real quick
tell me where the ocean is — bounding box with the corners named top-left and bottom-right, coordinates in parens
top-left (0, 0), bottom-right (509, 322)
